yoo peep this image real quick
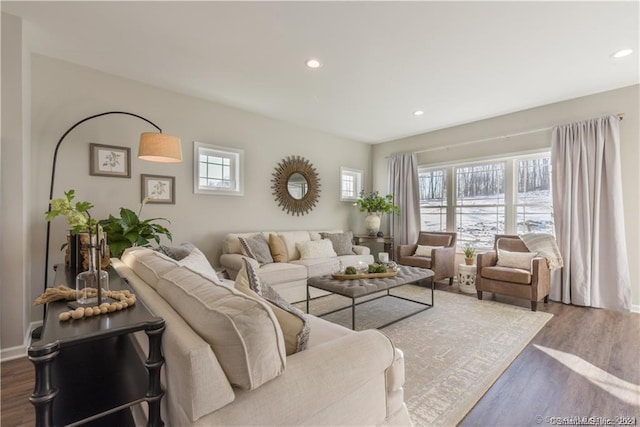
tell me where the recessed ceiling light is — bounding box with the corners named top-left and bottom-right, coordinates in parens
top-left (612, 49), bottom-right (633, 58)
top-left (306, 58), bottom-right (321, 69)
top-left (413, 110), bottom-right (424, 116)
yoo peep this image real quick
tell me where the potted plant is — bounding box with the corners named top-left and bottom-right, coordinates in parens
top-left (99, 197), bottom-right (173, 258)
top-left (354, 190), bottom-right (400, 236)
top-left (462, 244), bottom-right (476, 265)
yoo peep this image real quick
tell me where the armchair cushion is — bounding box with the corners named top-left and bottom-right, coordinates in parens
top-left (481, 266), bottom-right (532, 285)
top-left (414, 245), bottom-right (443, 257)
top-left (497, 249), bottom-right (537, 270)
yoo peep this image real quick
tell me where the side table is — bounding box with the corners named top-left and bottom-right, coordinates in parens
top-left (28, 265), bottom-right (165, 427)
top-left (458, 263), bottom-right (477, 294)
top-left (353, 235), bottom-right (395, 261)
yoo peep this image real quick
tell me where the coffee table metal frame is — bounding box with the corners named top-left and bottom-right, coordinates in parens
top-left (306, 267), bottom-right (434, 330)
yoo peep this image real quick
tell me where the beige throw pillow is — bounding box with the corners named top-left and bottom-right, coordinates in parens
top-left (268, 233), bottom-right (289, 263)
top-left (497, 249), bottom-right (537, 271)
top-left (296, 239), bottom-right (337, 259)
top-left (235, 260), bottom-right (309, 355)
top-left (414, 245), bottom-right (444, 257)
top-left (157, 265), bottom-right (286, 390)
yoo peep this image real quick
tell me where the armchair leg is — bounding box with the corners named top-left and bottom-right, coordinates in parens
top-left (531, 301), bottom-right (537, 311)
top-left (449, 277), bottom-right (453, 286)
top-left (477, 291), bottom-right (483, 300)
top-left (544, 295), bottom-right (549, 303)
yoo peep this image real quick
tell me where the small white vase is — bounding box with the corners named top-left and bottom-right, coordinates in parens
top-left (365, 213), bottom-right (381, 236)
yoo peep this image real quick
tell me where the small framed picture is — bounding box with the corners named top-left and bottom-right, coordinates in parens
top-left (89, 143), bottom-right (131, 178)
top-left (141, 174), bottom-right (175, 204)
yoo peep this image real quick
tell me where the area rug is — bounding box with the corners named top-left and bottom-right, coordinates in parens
top-left (300, 286), bottom-right (553, 427)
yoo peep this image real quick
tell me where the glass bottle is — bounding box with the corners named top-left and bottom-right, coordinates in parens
top-left (75, 234), bottom-right (109, 306)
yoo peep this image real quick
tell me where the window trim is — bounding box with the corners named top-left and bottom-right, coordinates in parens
top-left (340, 167), bottom-right (363, 202)
top-left (193, 142), bottom-right (244, 196)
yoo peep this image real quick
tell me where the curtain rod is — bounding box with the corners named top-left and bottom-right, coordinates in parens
top-left (408, 112), bottom-right (625, 156)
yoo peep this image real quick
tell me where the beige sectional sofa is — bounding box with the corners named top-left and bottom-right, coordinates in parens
top-left (113, 246), bottom-right (411, 426)
top-left (220, 230), bottom-right (374, 302)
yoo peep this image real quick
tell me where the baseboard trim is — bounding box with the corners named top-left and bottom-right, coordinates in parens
top-left (631, 304), bottom-right (640, 314)
top-left (0, 321), bottom-right (42, 362)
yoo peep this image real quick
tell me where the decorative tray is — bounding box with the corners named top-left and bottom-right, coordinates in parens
top-left (331, 271), bottom-right (398, 280)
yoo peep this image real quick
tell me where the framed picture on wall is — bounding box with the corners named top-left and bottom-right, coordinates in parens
top-left (141, 174), bottom-right (175, 204)
top-left (89, 143), bottom-right (131, 178)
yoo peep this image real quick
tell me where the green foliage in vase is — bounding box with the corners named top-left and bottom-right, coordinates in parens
top-left (46, 189), bottom-right (99, 236)
top-left (354, 191), bottom-right (400, 214)
top-left (99, 198), bottom-right (172, 258)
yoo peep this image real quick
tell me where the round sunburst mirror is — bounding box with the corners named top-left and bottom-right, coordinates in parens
top-left (271, 156), bottom-right (320, 216)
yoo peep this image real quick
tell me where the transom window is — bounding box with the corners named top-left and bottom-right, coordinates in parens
top-left (418, 152), bottom-right (553, 249)
top-left (193, 142), bottom-right (244, 196)
top-left (340, 167), bottom-right (363, 201)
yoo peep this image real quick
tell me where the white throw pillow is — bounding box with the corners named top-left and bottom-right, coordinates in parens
top-left (414, 245), bottom-right (444, 257)
top-left (296, 239), bottom-right (337, 259)
top-left (157, 266), bottom-right (286, 390)
top-left (178, 247), bottom-right (222, 285)
top-left (497, 249), bottom-right (537, 271)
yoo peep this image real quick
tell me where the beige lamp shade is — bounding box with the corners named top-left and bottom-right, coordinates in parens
top-left (138, 132), bottom-right (183, 163)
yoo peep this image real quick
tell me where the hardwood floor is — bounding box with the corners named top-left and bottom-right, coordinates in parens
top-left (2, 283), bottom-right (638, 427)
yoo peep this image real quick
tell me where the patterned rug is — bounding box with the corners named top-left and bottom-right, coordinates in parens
top-left (300, 285), bottom-right (553, 427)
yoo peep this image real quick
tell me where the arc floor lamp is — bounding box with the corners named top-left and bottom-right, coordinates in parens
top-left (35, 111), bottom-right (182, 338)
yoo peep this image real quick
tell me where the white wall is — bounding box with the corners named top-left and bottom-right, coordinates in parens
top-left (373, 85), bottom-right (640, 308)
top-left (23, 54), bottom-right (370, 333)
top-left (1, 13), bottom-right (32, 356)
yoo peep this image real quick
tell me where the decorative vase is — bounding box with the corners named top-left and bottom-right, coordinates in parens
top-left (365, 213), bottom-right (381, 236)
top-left (75, 235), bottom-right (109, 306)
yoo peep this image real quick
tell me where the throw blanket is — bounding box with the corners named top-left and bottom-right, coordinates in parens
top-left (521, 233), bottom-right (563, 270)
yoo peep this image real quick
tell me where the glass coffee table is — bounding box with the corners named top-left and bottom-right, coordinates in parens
top-left (306, 265), bottom-right (434, 330)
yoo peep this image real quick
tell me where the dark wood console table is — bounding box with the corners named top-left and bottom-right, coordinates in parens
top-left (353, 235), bottom-right (395, 261)
top-left (28, 265), bottom-right (165, 427)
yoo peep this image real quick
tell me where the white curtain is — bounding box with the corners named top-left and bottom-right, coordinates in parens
top-left (551, 115), bottom-right (631, 311)
top-left (387, 152), bottom-right (420, 248)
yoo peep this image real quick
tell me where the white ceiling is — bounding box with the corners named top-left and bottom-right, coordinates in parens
top-left (3, 1), bottom-right (639, 143)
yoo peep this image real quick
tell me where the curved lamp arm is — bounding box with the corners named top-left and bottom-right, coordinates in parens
top-left (43, 111), bottom-right (178, 310)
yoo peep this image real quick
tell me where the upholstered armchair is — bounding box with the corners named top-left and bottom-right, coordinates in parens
top-left (476, 234), bottom-right (550, 311)
top-left (397, 232), bottom-right (457, 285)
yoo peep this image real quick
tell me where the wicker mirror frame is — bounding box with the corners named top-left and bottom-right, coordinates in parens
top-left (271, 155), bottom-right (321, 216)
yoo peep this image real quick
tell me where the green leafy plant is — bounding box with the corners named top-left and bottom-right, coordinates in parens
top-left (354, 191), bottom-right (400, 214)
top-left (46, 189), bottom-right (99, 239)
top-left (463, 244), bottom-right (476, 258)
top-left (99, 198), bottom-right (172, 258)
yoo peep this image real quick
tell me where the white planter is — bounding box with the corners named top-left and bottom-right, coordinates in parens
top-left (364, 213), bottom-right (381, 236)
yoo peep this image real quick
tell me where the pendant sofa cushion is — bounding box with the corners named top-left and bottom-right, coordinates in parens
top-left (268, 233), bottom-right (289, 263)
top-left (296, 239), bottom-right (337, 259)
top-left (235, 259), bottom-right (309, 355)
top-left (157, 265), bottom-right (286, 390)
top-left (121, 247), bottom-right (179, 290)
top-left (496, 249), bottom-right (537, 271)
top-left (238, 234), bottom-right (274, 264)
top-left (413, 245), bottom-right (444, 257)
top-left (320, 231), bottom-right (354, 256)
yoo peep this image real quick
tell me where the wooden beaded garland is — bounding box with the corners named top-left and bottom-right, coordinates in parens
top-left (56, 288), bottom-right (137, 322)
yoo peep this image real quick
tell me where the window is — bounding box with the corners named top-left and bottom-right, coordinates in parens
top-left (418, 152), bottom-right (553, 250)
top-left (516, 156), bottom-right (553, 235)
top-left (193, 142), bottom-right (244, 196)
top-left (418, 168), bottom-right (447, 232)
top-left (340, 167), bottom-right (363, 201)
top-left (456, 162), bottom-right (505, 248)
